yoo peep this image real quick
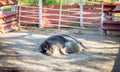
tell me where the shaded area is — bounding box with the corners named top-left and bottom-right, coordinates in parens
top-left (112, 45), bottom-right (120, 72)
top-left (0, 66), bottom-right (44, 72)
top-left (0, 67), bottom-right (21, 72)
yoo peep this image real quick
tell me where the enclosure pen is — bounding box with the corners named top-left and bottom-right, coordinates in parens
top-left (18, 0), bottom-right (102, 29)
top-left (0, 0), bottom-right (120, 72)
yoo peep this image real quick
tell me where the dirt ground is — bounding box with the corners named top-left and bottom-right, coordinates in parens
top-left (0, 28), bottom-right (120, 72)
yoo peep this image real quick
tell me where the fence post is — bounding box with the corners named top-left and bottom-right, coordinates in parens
top-left (111, 0), bottom-right (115, 21)
top-left (18, 0), bottom-right (22, 27)
top-left (101, 0), bottom-right (106, 35)
top-left (79, 0), bottom-right (83, 27)
top-left (58, 0), bottom-right (62, 30)
top-left (101, 1), bottom-right (104, 28)
top-left (38, 0), bottom-right (42, 28)
top-left (0, 7), bottom-right (3, 14)
top-left (11, 5), bottom-right (16, 12)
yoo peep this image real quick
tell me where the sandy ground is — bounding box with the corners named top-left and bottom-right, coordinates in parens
top-left (0, 28), bottom-right (120, 72)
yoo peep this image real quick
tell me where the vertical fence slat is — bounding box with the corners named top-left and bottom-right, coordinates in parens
top-left (79, 0), bottom-right (83, 27)
top-left (38, 0), bottom-right (42, 28)
top-left (101, 0), bottom-right (105, 34)
top-left (18, 0), bottom-right (22, 27)
top-left (11, 5), bottom-right (15, 12)
top-left (58, 0), bottom-right (62, 30)
top-left (0, 7), bottom-right (3, 14)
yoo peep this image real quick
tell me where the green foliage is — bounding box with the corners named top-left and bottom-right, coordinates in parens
top-left (43, 0), bottom-right (60, 6)
top-left (42, 0), bottom-right (67, 6)
top-left (72, 22), bottom-right (80, 27)
top-left (21, 0), bottom-right (38, 6)
top-left (3, 6), bottom-right (11, 11)
top-left (104, 0), bottom-right (118, 2)
top-left (21, 0), bottom-right (72, 6)
top-left (20, 0), bottom-right (119, 6)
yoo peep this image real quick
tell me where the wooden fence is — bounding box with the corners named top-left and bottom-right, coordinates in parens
top-left (19, 4), bottom-right (102, 28)
top-left (0, 0), bottom-right (18, 33)
top-left (1, 1), bottom-right (120, 34)
top-left (103, 2), bottom-right (120, 33)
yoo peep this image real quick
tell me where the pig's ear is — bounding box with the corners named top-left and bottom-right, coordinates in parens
top-left (45, 40), bottom-right (49, 43)
top-left (45, 40), bottom-right (52, 44)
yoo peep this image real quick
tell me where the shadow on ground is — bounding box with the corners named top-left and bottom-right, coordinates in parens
top-left (112, 45), bottom-right (120, 72)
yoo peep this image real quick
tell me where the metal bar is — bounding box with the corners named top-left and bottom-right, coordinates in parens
top-left (11, 5), bottom-right (16, 12)
top-left (101, 1), bottom-right (104, 28)
top-left (58, 0), bottom-right (62, 30)
top-left (79, 0), bottom-right (83, 27)
top-left (0, 7), bottom-right (3, 14)
top-left (43, 8), bottom-right (79, 11)
top-left (38, 0), bottom-right (42, 28)
top-left (100, 0), bottom-right (105, 34)
top-left (20, 14), bottom-right (101, 20)
top-left (20, 11), bottom-right (38, 13)
top-left (20, 10), bottom-right (38, 12)
top-left (18, 0), bottom-right (22, 27)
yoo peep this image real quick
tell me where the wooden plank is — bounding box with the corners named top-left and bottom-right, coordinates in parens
top-left (113, 4), bottom-right (120, 12)
top-left (0, 17), bottom-right (17, 24)
top-left (20, 21), bottom-right (38, 25)
top-left (20, 17), bottom-right (38, 23)
top-left (104, 2), bottom-right (117, 8)
top-left (103, 2), bottom-right (117, 12)
top-left (20, 12), bottom-right (38, 16)
top-left (43, 16), bottom-right (59, 19)
top-left (83, 14), bottom-right (101, 17)
top-left (83, 19), bottom-right (101, 23)
top-left (0, 21), bottom-right (19, 33)
top-left (104, 8), bottom-right (113, 12)
top-left (0, 12), bottom-right (17, 19)
top-left (102, 27), bottom-right (120, 31)
top-left (61, 18), bottom-right (79, 22)
top-left (83, 9), bottom-right (102, 12)
top-left (103, 21), bottom-right (120, 25)
top-left (83, 4), bottom-right (101, 8)
top-left (0, 0), bottom-right (17, 6)
top-left (103, 21), bottom-right (120, 31)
